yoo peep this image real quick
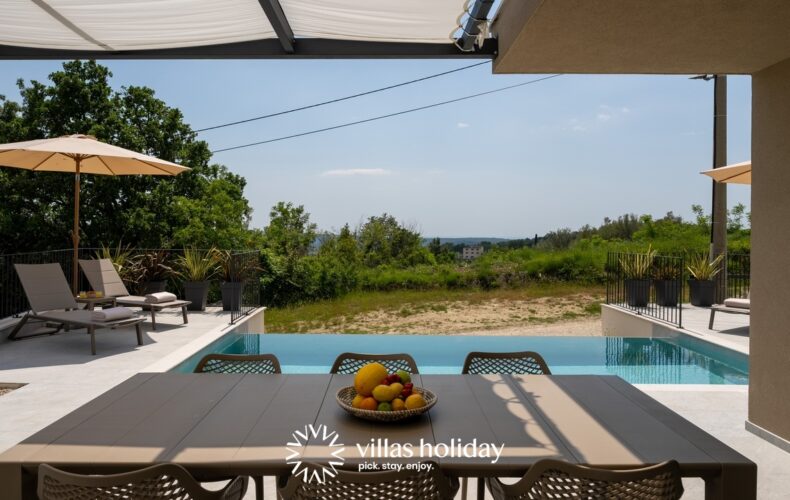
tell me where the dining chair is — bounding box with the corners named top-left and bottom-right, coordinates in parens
top-left (278, 461), bottom-right (458, 500)
top-left (486, 459), bottom-right (684, 500)
top-left (37, 463), bottom-right (247, 500)
top-left (460, 350), bottom-right (552, 499)
top-left (461, 351), bottom-right (551, 375)
top-left (193, 353), bottom-right (281, 500)
top-left (329, 352), bottom-right (420, 374)
top-left (194, 353), bottom-right (282, 374)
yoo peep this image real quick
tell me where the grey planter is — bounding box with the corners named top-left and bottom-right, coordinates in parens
top-left (654, 279), bottom-right (680, 307)
top-left (184, 281), bottom-right (210, 311)
top-left (141, 280), bottom-right (168, 294)
top-left (624, 278), bottom-right (651, 307)
top-left (221, 282), bottom-right (243, 311)
top-left (688, 279), bottom-right (716, 307)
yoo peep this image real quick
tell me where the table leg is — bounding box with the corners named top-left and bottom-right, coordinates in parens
top-left (89, 325), bottom-right (96, 355)
top-left (0, 464), bottom-right (22, 500)
top-left (182, 306), bottom-right (188, 324)
top-left (704, 463), bottom-right (757, 500)
top-left (477, 477), bottom-right (485, 499)
top-left (151, 309), bottom-right (156, 330)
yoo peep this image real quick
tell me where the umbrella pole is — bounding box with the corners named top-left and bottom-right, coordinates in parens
top-left (72, 158), bottom-right (81, 296)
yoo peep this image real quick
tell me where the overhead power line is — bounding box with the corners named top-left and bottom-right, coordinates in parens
top-left (196, 61), bottom-right (490, 132)
top-left (211, 74), bottom-right (562, 153)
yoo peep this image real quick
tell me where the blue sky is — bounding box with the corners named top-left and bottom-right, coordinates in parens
top-left (0, 60), bottom-right (751, 238)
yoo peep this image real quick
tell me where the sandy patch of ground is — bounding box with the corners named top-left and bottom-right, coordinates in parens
top-left (288, 293), bottom-right (603, 335)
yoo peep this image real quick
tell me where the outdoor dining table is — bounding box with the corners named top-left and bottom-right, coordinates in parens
top-left (0, 373), bottom-right (756, 499)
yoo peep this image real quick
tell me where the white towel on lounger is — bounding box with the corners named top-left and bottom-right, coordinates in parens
top-left (144, 292), bottom-right (177, 304)
top-left (91, 307), bottom-right (135, 322)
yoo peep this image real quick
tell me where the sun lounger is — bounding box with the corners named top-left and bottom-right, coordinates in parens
top-left (79, 258), bottom-right (190, 330)
top-left (9, 263), bottom-right (144, 355)
top-left (709, 292), bottom-right (750, 330)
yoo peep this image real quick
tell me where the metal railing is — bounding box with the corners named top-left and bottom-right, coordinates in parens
top-left (228, 250), bottom-right (261, 324)
top-left (1, 247), bottom-right (261, 325)
top-left (716, 253), bottom-right (750, 303)
top-left (606, 252), bottom-right (684, 328)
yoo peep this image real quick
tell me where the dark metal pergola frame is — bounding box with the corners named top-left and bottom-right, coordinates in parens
top-left (0, 0), bottom-right (497, 60)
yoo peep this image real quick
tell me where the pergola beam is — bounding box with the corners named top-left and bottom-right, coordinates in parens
top-left (0, 38), bottom-right (497, 60)
top-left (257, 0), bottom-right (295, 53)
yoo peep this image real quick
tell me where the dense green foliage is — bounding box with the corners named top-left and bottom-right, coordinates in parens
top-left (0, 61), bottom-right (261, 254)
top-left (257, 203), bottom-right (750, 307)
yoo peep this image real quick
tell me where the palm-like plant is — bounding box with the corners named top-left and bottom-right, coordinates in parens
top-left (176, 248), bottom-right (219, 282)
top-left (619, 245), bottom-right (657, 280)
top-left (134, 249), bottom-right (174, 283)
top-left (687, 252), bottom-right (724, 281)
top-left (214, 249), bottom-right (260, 282)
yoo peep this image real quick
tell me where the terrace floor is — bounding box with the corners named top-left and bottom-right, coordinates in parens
top-left (680, 304), bottom-right (750, 353)
top-left (1, 307), bottom-right (785, 500)
top-left (0, 307), bottom-right (243, 452)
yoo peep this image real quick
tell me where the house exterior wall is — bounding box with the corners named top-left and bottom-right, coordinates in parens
top-left (749, 56), bottom-right (790, 444)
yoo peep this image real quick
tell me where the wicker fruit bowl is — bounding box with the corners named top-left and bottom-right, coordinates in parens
top-left (336, 386), bottom-right (437, 422)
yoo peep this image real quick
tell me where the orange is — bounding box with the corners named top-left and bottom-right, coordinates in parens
top-left (359, 397), bottom-right (378, 411)
top-left (354, 362), bottom-right (388, 396)
top-left (391, 398), bottom-right (406, 411)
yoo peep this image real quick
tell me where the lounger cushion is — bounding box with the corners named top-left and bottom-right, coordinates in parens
top-left (92, 307), bottom-right (135, 322)
top-left (723, 298), bottom-right (750, 310)
top-left (145, 292), bottom-right (177, 303)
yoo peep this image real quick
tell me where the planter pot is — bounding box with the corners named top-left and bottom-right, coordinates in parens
top-left (221, 281), bottom-right (243, 311)
top-left (653, 279), bottom-right (680, 307)
top-left (688, 279), bottom-right (716, 307)
top-left (184, 281), bottom-right (210, 311)
top-left (141, 280), bottom-right (168, 294)
top-left (624, 278), bottom-right (651, 307)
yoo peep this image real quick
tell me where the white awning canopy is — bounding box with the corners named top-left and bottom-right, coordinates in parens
top-left (1, 0), bottom-right (485, 54)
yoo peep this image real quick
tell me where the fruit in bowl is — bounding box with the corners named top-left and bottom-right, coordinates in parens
top-left (345, 362), bottom-right (428, 414)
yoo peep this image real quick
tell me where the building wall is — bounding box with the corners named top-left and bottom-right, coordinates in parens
top-left (749, 56), bottom-right (790, 443)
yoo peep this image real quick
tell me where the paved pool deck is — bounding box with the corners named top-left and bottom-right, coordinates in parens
top-left (0, 307), bottom-right (256, 451)
top-left (1, 308), bottom-right (786, 499)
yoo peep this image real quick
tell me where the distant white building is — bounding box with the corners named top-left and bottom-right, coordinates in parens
top-left (462, 245), bottom-right (484, 260)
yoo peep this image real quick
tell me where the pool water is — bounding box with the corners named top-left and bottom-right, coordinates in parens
top-left (172, 334), bottom-right (748, 385)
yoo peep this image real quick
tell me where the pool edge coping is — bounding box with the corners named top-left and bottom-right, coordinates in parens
top-left (142, 307), bottom-right (266, 373)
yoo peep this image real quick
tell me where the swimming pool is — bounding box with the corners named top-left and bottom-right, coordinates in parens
top-left (172, 333), bottom-right (748, 385)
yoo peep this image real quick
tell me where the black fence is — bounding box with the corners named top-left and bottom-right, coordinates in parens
top-left (0, 247), bottom-right (261, 325)
top-left (227, 250), bottom-right (261, 325)
top-left (716, 253), bottom-right (750, 304)
top-left (607, 251), bottom-right (752, 329)
top-left (606, 252), bottom-right (685, 328)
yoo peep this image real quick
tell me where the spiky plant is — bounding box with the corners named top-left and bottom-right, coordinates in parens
top-left (687, 252), bottom-right (724, 281)
top-left (619, 245), bottom-right (657, 280)
top-left (176, 248), bottom-right (219, 282)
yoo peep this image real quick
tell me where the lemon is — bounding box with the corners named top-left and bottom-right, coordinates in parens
top-left (389, 382), bottom-right (404, 395)
top-left (354, 362), bottom-right (388, 397)
top-left (391, 398), bottom-right (406, 411)
top-left (405, 393), bottom-right (427, 410)
top-left (372, 384), bottom-right (398, 402)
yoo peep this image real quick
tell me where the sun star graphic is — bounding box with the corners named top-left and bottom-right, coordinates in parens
top-left (285, 424), bottom-right (346, 484)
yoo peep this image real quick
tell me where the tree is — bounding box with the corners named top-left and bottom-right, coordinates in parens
top-left (263, 202), bottom-right (317, 258)
top-left (357, 214), bottom-right (433, 267)
top-left (0, 60), bottom-right (256, 253)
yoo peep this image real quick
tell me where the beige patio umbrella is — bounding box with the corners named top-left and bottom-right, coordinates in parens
top-left (701, 160), bottom-right (752, 185)
top-left (0, 134), bottom-right (190, 293)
